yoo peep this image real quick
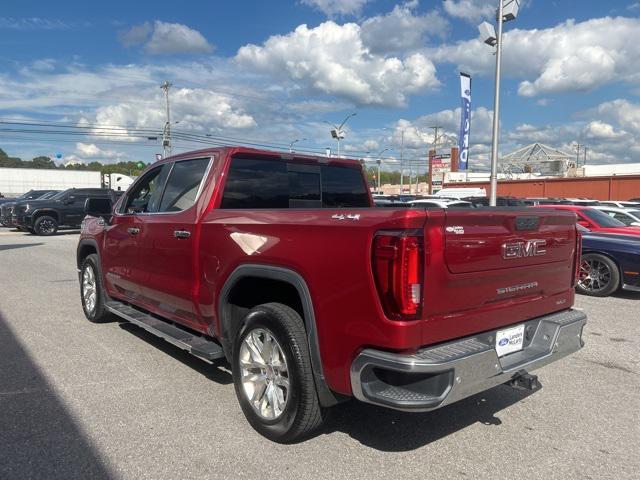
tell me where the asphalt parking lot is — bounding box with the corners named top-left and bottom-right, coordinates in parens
top-left (0, 230), bottom-right (638, 480)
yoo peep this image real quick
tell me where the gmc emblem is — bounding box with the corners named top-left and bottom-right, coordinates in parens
top-left (502, 239), bottom-right (547, 259)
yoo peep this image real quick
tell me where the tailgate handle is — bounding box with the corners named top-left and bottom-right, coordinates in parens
top-left (515, 216), bottom-right (540, 231)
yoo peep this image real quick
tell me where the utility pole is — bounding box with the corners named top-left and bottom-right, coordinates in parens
top-left (161, 81), bottom-right (173, 158)
top-left (399, 130), bottom-right (405, 194)
top-left (575, 143), bottom-right (582, 166)
top-left (429, 125), bottom-right (443, 196)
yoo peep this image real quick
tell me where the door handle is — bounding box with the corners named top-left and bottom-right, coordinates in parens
top-left (174, 230), bottom-right (191, 239)
top-left (127, 227), bottom-right (140, 235)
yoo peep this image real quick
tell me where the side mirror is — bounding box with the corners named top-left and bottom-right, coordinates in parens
top-left (577, 220), bottom-right (591, 229)
top-left (631, 222), bottom-right (640, 227)
top-left (85, 197), bottom-right (112, 217)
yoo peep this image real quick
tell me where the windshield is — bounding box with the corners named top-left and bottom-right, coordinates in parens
top-left (49, 189), bottom-right (72, 200)
top-left (39, 191), bottom-right (59, 200)
top-left (17, 190), bottom-right (35, 199)
top-left (582, 208), bottom-right (626, 227)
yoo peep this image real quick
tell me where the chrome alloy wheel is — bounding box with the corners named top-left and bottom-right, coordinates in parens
top-left (239, 328), bottom-right (290, 420)
top-left (578, 258), bottom-right (612, 293)
top-left (82, 265), bottom-right (97, 314)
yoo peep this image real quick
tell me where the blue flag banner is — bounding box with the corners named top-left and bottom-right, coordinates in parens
top-left (458, 73), bottom-right (472, 170)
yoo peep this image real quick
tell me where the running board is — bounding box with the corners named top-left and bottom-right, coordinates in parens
top-left (105, 301), bottom-right (225, 362)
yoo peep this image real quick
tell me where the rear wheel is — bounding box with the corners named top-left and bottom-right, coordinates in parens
top-left (34, 215), bottom-right (58, 235)
top-left (577, 253), bottom-right (620, 297)
top-left (232, 303), bottom-right (325, 443)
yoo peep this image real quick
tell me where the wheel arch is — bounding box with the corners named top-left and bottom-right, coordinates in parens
top-left (76, 238), bottom-right (101, 270)
top-left (218, 263), bottom-right (338, 407)
top-left (32, 208), bottom-right (60, 223)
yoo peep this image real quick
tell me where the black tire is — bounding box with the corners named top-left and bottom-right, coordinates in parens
top-left (80, 254), bottom-right (113, 323)
top-left (33, 215), bottom-right (58, 235)
top-left (576, 253), bottom-right (620, 297)
top-left (232, 302), bottom-right (325, 443)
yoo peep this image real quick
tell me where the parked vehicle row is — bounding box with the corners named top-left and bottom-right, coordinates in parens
top-left (1, 188), bottom-right (121, 235)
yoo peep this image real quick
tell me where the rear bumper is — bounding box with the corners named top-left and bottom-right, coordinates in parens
top-left (350, 308), bottom-right (586, 412)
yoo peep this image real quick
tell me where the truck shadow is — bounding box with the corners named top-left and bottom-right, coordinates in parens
top-left (611, 290), bottom-right (640, 300)
top-left (0, 242), bottom-right (43, 251)
top-left (323, 385), bottom-right (535, 451)
top-left (118, 322), bottom-right (233, 384)
top-left (0, 313), bottom-right (113, 479)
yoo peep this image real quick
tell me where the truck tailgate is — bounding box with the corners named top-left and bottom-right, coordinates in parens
top-left (421, 208), bottom-right (578, 344)
top-left (444, 209), bottom-right (575, 273)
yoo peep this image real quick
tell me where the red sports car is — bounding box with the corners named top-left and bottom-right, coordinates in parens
top-left (533, 204), bottom-right (640, 236)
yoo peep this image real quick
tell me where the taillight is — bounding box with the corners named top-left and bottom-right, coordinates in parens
top-left (372, 231), bottom-right (424, 320)
top-left (574, 228), bottom-right (582, 286)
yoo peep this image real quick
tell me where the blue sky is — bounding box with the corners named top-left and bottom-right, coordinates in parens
top-left (1, 0), bottom-right (639, 171)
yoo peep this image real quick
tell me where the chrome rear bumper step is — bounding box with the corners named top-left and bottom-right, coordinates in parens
top-left (350, 308), bottom-right (586, 412)
top-left (106, 301), bottom-right (225, 362)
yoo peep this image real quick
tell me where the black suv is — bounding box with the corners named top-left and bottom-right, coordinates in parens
top-left (0, 190), bottom-right (59, 227)
top-left (13, 188), bottom-right (118, 235)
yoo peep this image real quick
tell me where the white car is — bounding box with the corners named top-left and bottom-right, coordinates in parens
top-left (597, 201), bottom-right (640, 208)
top-left (594, 206), bottom-right (640, 227)
top-left (409, 199), bottom-right (473, 208)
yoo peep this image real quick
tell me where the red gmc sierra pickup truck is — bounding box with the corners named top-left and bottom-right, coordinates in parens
top-left (77, 146), bottom-right (586, 442)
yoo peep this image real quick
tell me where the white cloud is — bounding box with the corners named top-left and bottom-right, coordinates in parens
top-left (301, 0), bottom-right (370, 17)
top-left (360, 2), bottom-right (449, 54)
top-left (118, 21), bottom-right (213, 54)
top-left (591, 99), bottom-right (640, 135)
top-left (430, 17), bottom-right (640, 96)
top-left (88, 87), bottom-right (255, 139)
top-left (0, 18), bottom-right (84, 30)
top-left (75, 142), bottom-right (119, 159)
top-left (145, 21), bottom-right (213, 54)
top-left (442, 0), bottom-right (495, 23)
top-left (118, 22), bottom-right (152, 47)
top-left (391, 106), bottom-right (495, 151)
top-left (583, 121), bottom-right (625, 140)
top-left (62, 155), bottom-right (86, 166)
top-left (236, 21), bottom-right (439, 107)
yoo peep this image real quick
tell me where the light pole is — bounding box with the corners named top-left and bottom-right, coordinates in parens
top-left (382, 127), bottom-right (405, 193)
top-left (376, 148), bottom-right (390, 192)
top-left (289, 138), bottom-right (307, 153)
top-left (324, 113), bottom-right (357, 157)
top-left (481, 0), bottom-right (520, 206)
top-left (162, 120), bottom-right (179, 158)
top-left (160, 81), bottom-right (173, 157)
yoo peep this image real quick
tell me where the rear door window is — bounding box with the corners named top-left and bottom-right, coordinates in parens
top-left (158, 158), bottom-right (210, 212)
top-left (320, 165), bottom-right (369, 207)
top-left (221, 157), bottom-right (369, 209)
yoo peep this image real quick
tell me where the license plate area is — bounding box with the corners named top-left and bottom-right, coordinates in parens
top-left (495, 324), bottom-right (525, 357)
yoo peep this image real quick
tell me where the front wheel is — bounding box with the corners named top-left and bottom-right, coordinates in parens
top-left (232, 303), bottom-right (325, 443)
top-left (33, 215), bottom-right (58, 235)
top-left (577, 253), bottom-right (620, 297)
top-left (80, 254), bottom-right (113, 323)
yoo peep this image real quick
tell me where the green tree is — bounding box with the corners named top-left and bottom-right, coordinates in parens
top-left (30, 156), bottom-right (57, 169)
